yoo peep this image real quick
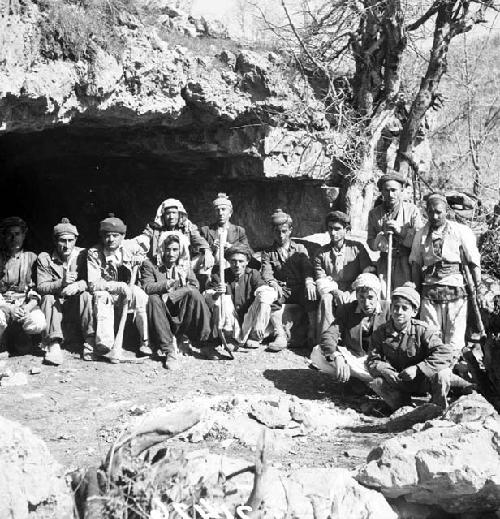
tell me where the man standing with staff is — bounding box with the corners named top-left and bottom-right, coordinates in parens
top-left (368, 172), bottom-right (423, 296)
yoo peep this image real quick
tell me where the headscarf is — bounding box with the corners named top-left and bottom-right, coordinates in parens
top-left (352, 273), bottom-right (381, 297)
top-left (154, 199), bottom-right (187, 228)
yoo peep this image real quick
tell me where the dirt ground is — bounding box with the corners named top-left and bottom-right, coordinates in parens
top-left (0, 344), bottom-right (394, 474)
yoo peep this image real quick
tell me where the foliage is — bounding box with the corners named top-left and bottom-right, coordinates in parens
top-left (479, 226), bottom-right (500, 279)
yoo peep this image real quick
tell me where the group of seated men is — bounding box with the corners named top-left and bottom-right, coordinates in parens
top-left (0, 172), bottom-right (482, 410)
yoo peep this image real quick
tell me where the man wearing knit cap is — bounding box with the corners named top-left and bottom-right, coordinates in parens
top-left (0, 216), bottom-right (46, 355)
top-left (261, 209), bottom-right (316, 351)
top-left (200, 193), bottom-right (250, 267)
top-left (410, 193), bottom-right (481, 355)
top-left (314, 211), bottom-right (372, 334)
top-left (367, 172), bottom-right (423, 295)
top-left (313, 273), bottom-right (390, 387)
top-left (367, 282), bottom-right (454, 410)
top-left (37, 218), bottom-right (92, 365)
top-left (148, 198), bottom-right (214, 279)
top-left (87, 213), bottom-right (150, 362)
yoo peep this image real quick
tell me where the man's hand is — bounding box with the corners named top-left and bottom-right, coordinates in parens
top-left (61, 282), bottom-right (81, 297)
top-left (334, 354), bottom-right (350, 383)
top-left (399, 365), bottom-right (418, 382)
top-left (63, 270), bottom-right (77, 286)
top-left (215, 283), bottom-right (227, 295)
top-left (305, 280), bottom-right (317, 301)
top-left (379, 367), bottom-right (400, 386)
top-left (384, 220), bottom-right (401, 236)
top-left (89, 279), bottom-right (107, 293)
top-left (203, 249), bottom-right (215, 270)
top-left (13, 306), bottom-right (26, 321)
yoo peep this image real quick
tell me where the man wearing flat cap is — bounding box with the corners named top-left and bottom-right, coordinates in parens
top-left (87, 214), bottom-right (150, 362)
top-left (205, 244), bottom-right (272, 354)
top-left (37, 218), bottom-right (93, 365)
top-left (314, 211), bottom-right (372, 334)
top-left (410, 193), bottom-right (481, 355)
top-left (0, 216), bottom-right (45, 355)
top-left (261, 209), bottom-right (317, 351)
top-left (367, 172), bottom-right (423, 295)
top-left (200, 193), bottom-right (250, 263)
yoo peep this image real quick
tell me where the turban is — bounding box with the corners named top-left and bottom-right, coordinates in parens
top-left (426, 192), bottom-right (448, 206)
top-left (376, 172), bottom-right (408, 190)
top-left (154, 198), bottom-right (187, 227)
top-left (213, 193), bottom-right (232, 209)
top-left (392, 282), bottom-right (420, 309)
top-left (100, 213), bottom-right (126, 234)
top-left (352, 273), bottom-right (381, 297)
top-left (53, 217), bottom-right (78, 237)
top-left (271, 209), bottom-right (292, 226)
top-left (0, 216), bottom-right (27, 233)
top-left (325, 211), bottom-right (350, 227)
top-left (225, 244), bottom-right (252, 261)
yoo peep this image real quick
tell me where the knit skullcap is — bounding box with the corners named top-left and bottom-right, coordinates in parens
top-left (377, 172), bottom-right (408, 190)
top-left (392, 282), bottom-right (420, 309)
top-left (53, 217), bottom-right (78, 237)
top-left (352, 273), bottom-right (381, 297)
top-left (225, 244), bottom-right (252, 261)
top-left (0, 216), bottom-right (27, 233)
top-left (426, 192), bottom-right (448, 206)
top-left (271, 209), bottom-right (292, 226)
top-left (325, 210), bottom-right (350, 227)
top-left (213, 193), bottom-right (232, 209)
top-left (99, 213), bottom-right (127, 234)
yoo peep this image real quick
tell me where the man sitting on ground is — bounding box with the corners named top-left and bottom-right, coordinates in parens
top-left (312, 273), bottom-right (390, 387)
top-left (87, 214), bottom-right (150, 362)
top-left (205, 245), bottom-right (274, 354)
top-left (141, 234), bottom-right (212, 370)
top-left (261, 209), bottom-right (317, 351)
top-left (37, 218), bottom-right (93, 366)
top-left (314, 211), bottom-right (372, 334)
top-left (0, 217), bottom-right (45, 355)
top-left (367, 283), bottom-right (454, 411)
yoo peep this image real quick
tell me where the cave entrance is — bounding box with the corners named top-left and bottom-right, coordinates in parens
top-left (0, 125), bottom-right (331, 252)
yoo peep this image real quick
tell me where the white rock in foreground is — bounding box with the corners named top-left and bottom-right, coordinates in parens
top-left (0, 416), bottom-right (73, 519)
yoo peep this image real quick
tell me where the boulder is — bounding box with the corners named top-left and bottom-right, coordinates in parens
top-left (250, 399), bottom-right (291, 428)
top-left (0, 415), bottom-right (73, 519)
top-left (356, 397), bottom-right (500, 514)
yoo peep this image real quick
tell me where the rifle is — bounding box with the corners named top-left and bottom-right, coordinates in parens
top-left (460, 248), bottom-right (486, 340)
top-left (217, 231), bottom-right (234, 359)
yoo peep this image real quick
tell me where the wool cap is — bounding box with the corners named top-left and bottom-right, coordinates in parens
top-left (225, 244), bottom-right (253, 261)
top-left (392, 282), bottom-right (420, 309)
top-left (377, 172), bottom-right (408, 190)
top-left (99, 213), bottom-right (126, 234)
top-left (271, 209), bottom-right (292, 226)
top-left (325, 210), bottom-right (350, 227)
top-left (426, 192), bottom-right (448, 206)
top-left (352, 273), bottom-right (381, 296)
top-left (53, 217), bottom-right (78, 237)
top-left (213, 193), bottom-right (232, 209)
top-left (0, 216), bottom-right (27, 233)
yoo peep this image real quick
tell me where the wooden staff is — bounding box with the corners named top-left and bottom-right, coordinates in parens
top-left (386, 231), bottom-right (393, 302)
top-left (460, 249), bottom-right (486, 340)
top-left (217, 231), bottom-right (234, 359)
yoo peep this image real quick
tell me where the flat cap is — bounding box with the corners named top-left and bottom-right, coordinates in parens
top-left (325, 210), bottom-right (350, 227)
top-left (225, 244), bottom-right (253, 261)
top-left (100, 213), bottom-right (126, 234)
top-left (377, 172), bottom-right (408, 190)
top-left (392, 282), bottom-right (420, 309)
top-left (426, 192), bottom-right (448, 206)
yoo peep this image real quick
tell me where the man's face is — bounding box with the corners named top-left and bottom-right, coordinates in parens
top-left (215, 205), bottom-right (232, 225)
top-left (357, 288), bottom-right (378, 315)
top-left (4, 225), bottom-right (26, 253)
top-left (163, 242), bottom-right (180, 266)
top-left (427, 200), bottom-right (447, 229)
top-left (229, 253), bottom-right (248, 277)
top-left (163, 207), bottom-right (179, 229)
top-left (102, 232), bottom-right (124, 251)
top-left (391, 296), bottom-right (417, 330)
top-left (327, 221), bottom-right (346, 246)
top-left (56, 234), bottom-right (76, 260)
top-left (381, 180), bottom-right (403, 208)
top-left (273, 223), bottom-right (292, 246)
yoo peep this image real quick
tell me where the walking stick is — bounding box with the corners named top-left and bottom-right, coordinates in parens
top-left (386, 231), bottom-right (393, 302)
top-left (217, 231), bottom-right (234, 359)
top-left (460, 249), bottom-right (486, 340)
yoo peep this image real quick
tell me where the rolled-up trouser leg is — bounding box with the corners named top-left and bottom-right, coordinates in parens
top-left (167, 288), bottom-right (211, 344)
top-left (94, 291), bottom-right (115, 351)
top-left (130, 286), bottom-right (148, 344)
top-left (147, 294), bottom-right (175, 354)
top-left (369, 377), bottom-right (412, 411)
top-left (22, 308), bottom-right (46, 335)
top-left (337, 347), bottom-right (374, 383)
top-left (41, 295), bottom-right (63, 344)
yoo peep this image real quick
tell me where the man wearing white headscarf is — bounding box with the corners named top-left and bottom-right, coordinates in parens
top-left (311, 273), bottom-right (390, 385)
top-left (148, 198), bottom-right (214, 277)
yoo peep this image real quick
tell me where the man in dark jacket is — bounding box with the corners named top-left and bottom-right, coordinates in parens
top-left (315, 273), bottom-right (390, 384)
top-left (367, 283), bottom-right (454, 410)
top-left (261, 209), bottom-right (317, 351)
top-left (141, 234), bottom-right (211, 370)
top-left (37, 218), bottom-right (93, 366)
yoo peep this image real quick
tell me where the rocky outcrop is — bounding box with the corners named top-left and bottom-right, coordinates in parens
top-left (0, 415), bottom-right (73, 519)
top-left (356, 394), bottom-right (500, 515)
